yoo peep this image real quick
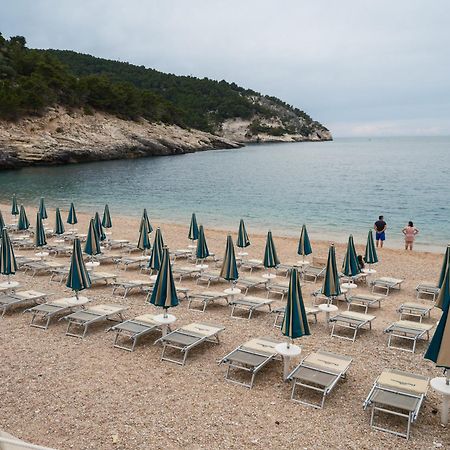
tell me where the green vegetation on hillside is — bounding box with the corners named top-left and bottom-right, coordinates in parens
top-left (0, 33), bottom-right (327, 135)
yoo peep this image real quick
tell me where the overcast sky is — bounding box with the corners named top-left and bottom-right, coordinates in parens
top-left (2, 0), bottom-right (450, 137)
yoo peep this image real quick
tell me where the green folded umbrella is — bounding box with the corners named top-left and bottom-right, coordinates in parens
top-left (425, 268), bottom-right (450, 384)
top-left (342, 235), bottom-right (361, 278)
top-left (142, 209), bottom-right (153, 234)
top-left (237, 219), bottom-right (250, 249)
top-left (66, 238), bottom-right (91, 299)
top-left (196, 225), bottom-right (210, 260)
top-left (322, 244), bottom-right (342, 300)
top-left (38, 197), bottom-right (48, 220)
top-left (102, 204), bottom-right (112, 229)
top-left (11, 194), bottom-right (19, 217)
top-left (263, 231), bottom-right (280, 269)
top-left (297, 224), bottom-right (312, 260)
top-left (436, 266), bottom-right (450, 311)
top-left (85, 218), bottom-right (101, 257)
top-left (94, 212), bottom-right (106, 241)
top-left (282, 268), bottom-right (310, 345)
top-left (149, 227), bottom-right (164, 271)
top-left (0, 228), bottom-right (17, 284)
top-left (188, 213), bottom-right (199, 241)
top-left (438, 245), bottom-right (450, 289)
top-left (67, 202), bottom-right (77, 225)
top-left (55, 207), bottom-right (65, 235)
top-left (149, 247), bottom-right (179, 316)
top-left (18, 205), bottom-right (30, 231)
top-left (137, 217), bottom-right (151, 254)
top-left (364, 230), bottom-right (378, 266)
top-left (34, 213), bottom-right (47, 248)
top-left (0, 210), bottom-right (5, 231)
top-left (220, 235), bottom-right (239, 285)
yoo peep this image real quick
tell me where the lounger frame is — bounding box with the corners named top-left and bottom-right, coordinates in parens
top-left (330, 314), bottom-right (374, 342)
top-left (384, 322), bottom-right (432, 353)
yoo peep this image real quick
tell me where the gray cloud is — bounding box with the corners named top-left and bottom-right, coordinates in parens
top-left (2, 0), bottom-right (450, 136)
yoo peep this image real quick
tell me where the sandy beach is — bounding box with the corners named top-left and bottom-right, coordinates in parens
top-left (1, 204), bottom-right (449, 450)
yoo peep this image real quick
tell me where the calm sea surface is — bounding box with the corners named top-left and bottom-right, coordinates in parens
top-left (0, 137), bottom-right (449, 251)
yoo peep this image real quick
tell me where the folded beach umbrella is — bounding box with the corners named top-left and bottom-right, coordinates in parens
top-left (342, 235), bottom-right (361, 278)
top-left (34, 213), bottom-right (47, 248)
top-left (438, 245), bottom-right (450, 289)
top-left (263, 231), bottom-right (280, 270)
top-left (142, 208), bottom-right (153, 234)
top-left (297, 224), bottom-right (312, 260)
top-left (94, 212), bottom-right (106, 241)
top-left (149, 227), bottom-right (165, 271)
top-left (322, 244), bottom-right (342, 300)
top-left (436, 266), bottom-right (450, 311)
top-left (66, 238), bottom-right (91, 299)
top-left (55, 207), bottom-right (65, 235)
top-left (0, 210), bottom-right (5, 231)
top-left (149, 247), bottom-right (179, 317)
top-left (282, 268), bottom-right (310, 346)
top-left (425, 276), bottom-right (450, 383)
top-left (67, 202), bottom-right (77, 225)
top-left (38, 197), bottom-right (48, 220)
top-left (0, 228), bottom-right (17, 282)
top-left (220, 235), bottom-right (239, 285)
top-left (102, 204), bottom-right (112, 229)
top-left (137, 218), bottom-right (151, 254)
top-left (237, 219), bottom-right (250, 249)
top-left (84, 218), bottom-right (101, 257)
top-left (364, 230), bottom-right (378, 265)
top-left (18, 205), bottom-right (29, 231)
top-left (196, 225), bottom-right (210, 260)
top-left (188, 213), bottom-right (199, 241)
top-left (11, 194), bottom-right (19, 218)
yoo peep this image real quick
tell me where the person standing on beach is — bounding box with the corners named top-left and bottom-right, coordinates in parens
top-left (402, 221), bottom-right (419, 251)
top-left (374, 215), bottom-right (387, 248)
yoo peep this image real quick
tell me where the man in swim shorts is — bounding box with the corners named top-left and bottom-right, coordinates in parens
top-left (374, 215), bottom-right (387, 248)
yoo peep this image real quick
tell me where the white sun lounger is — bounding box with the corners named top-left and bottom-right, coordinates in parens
top-left (89, 271), bottom-right (118, 286)
top-left (23, 260), bottom-right (66, 278)
top-left (340, 272), bottom-right (368, 285)
top-left (156, 322), bottom-right (225, 365)
top-left (24, 296), bottom-right (90, 329)
top-left (266, 281), bottom-right (290, 300)
top-left (370, 277), bottom-right (404, 295)
top-left (172, 265), bottom-right (201, 282)
top-left (275, 263), bottom-right (293, 277)
top-left (107, 239), bottom-right (130, 249)
top-left (287, 350), bottom-right (353, 408)
top-left (143, 285), bottom-right (190, 303)
top-left (171, 249), bottom-right (192, 262)
top-left (115, 256), bottom-right (148, 271)
top-left (15, 255), bottom-right (41, 268)
top-left (415, 283), bottom-right (440, 301)
top-left (220, 337), bottom-right (282, 388)
top-left (384, 320), bottom-right (433, 353)
top-left (188, 290), bottom-right (229, 312)
top-left (50, 266), bottom-right (70, 284)
top-left (196, 270), bottom-right (221, 287)
top-left (272, 305), bottom-right (319, 328)
top-left (0, 290), bottom-right (48, 317)
top-left (235, 276), bottom-right (267, 295)
top-left (240, 259), bottom-right (264, 273)
top-left (398, 302), bottom-right (433, 322)
top-left (109, 313), bottom-right (161, 351)
top-left (363, 369), bottom-right (429, 439)
top-left (94, 253), bottom-right (121, 264)
top-left (329, 311), bottom-right (376, 342)
top-left (229, 296), bottom-right (273, 319)
top-left (46, 244), bottom-right (72, 256)
top-left (63, 304), bottom-right (127, 338)
top-left (302, 257), bottom-right (327, 283)
top-left (311, 287), bottom-right (348, 305)
top-left (112, 279), bottom-right (154, 298)
top-left (347, 294), bottom-right (384, 313)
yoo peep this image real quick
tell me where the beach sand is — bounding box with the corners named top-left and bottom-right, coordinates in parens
top-left (0, 205), bottom-right (449, 449)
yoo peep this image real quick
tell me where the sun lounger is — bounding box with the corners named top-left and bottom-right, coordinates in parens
top-left (235, 276), bottom-right (267, 294)
top-left (143, 285), bottom-right (190, 303)
top-left (398, 302), bottom-right (433, 322)
top-left (122, 242), bottom-right (141, 253)
top-left (63, 304), bottom-right (127, 338)
top-left (94, 253), bottom-right (121, 264)
top-left (89, 271), bottom-right (117, 286)
top-left (171, 249), bottom-right (192, 262)
top-left (112, 279), bottom-right (154, 298)
top-left (0, 290), bottom-right (48, 317)
top-left (370, 277), bottom-right (404, 295)
top-left (311, 287), bottom-right (348, 305)
top-left (272, 305), bottom-right (319, 328)
top-left (240, 259), bottom-right (264, 273)
top-left (329, 311), bottom-right (376, 342)
top-left (229, 296), bottom-right (273, 319)
top-left (15, 255), bottom-right (41, 268)
top-left (23, 260), bottom-right (66, 277)
top-left (196, 270), bottom-right (221, 287)
top-left (340, 272), bottom-right (368, 285)
top-left (24, 296), bottom-right (90, 329)
top-left (266, 281), bottom-right (290, 300)
top-left (347, 294), bottom-right (384, 313)
top-left (415, 283), bottom-right (440, 301)
top-left (363, 368), bottom-right (429, 439)
top-left (172, 265), bottom-right (201, 282)
top-left (302, 257), bottom-right (327, 283)
top-left (107, 239), bottom-right (130, 249)
top-left (219, 337), bottom-right (282, 388)
top-left (287, 350), bottom-right (353, 408)
top-left (109, 313), bottom-right (162, 351)
top-left (46, 244), bottom-right (72, 256)
top-left (384, 320), bottom-right (433, 353)
top-left (275, 263), bottom-right (293, 277)
top-left (188, 290), bottom-right (229, 312)
top-left (156, 322), bottom-right (225, 365)
top-left (50, 267), bottom-right (70, 284)
top-left (115, 255), bottom-right (148, 271)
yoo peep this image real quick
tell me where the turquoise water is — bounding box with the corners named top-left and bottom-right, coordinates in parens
top-left (0, 137), bottom-right (449, 251)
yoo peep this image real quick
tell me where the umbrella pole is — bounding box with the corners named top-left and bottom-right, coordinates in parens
top-left (302, 254), bottom-right (305, 262)
top-left (287, 338), bottom-right (292, 349)
top-left (446, 369), bottom-right (449, 386)
top-left (163, 307), bottom-right (168, 319)
top-left (75, 290), bottom-right (79, 301)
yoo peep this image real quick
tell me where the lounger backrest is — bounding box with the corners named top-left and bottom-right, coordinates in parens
top-left (242, 337), bottom-right (280, 355)
top-left (342, 311), bottom-right (376, 321)
top-left (88, 304), bottom-right (125, 315)
top-left (312, 257), bottom-right (327, 268)
top-left (134, 314), bottom-right (158, 325)
top-left (377, 369), bottom-right (429, 395)
top-left (304, 351), bottom-right (352, 374)
top-left (181, 322), bottom-right (223, 337)
top-left (394, 320), bottom-right (433, 331)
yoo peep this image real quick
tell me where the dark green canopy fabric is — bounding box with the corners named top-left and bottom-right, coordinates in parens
top-left (237, 219), bottom-right (250, 249)
top-left (138, 217), bottom-right (151, 252)
top-left (188, 213), bottom-right (199, 241)
top-left (84, 218), bottom-right (101, 256)
top-left (220, 235), bottom-right (239, 281)
top-left (322, 244), bottom-right (342, 299)
top-left (342, 235), bottom-right (361, 277)
top-left (34, 213), bottom-right (47, 248)
top-left (142, 209), bottom-right (153, 234)
top-left (67, 202), bottom-right (77, 225)
top-left (55, 207), bottom-right (65, 235)
top-left (263, 231), bottom-right (280, 269)
top-left (38, 197), bottom-right (48, 220)
top-left (438, 245), bottom-right (450, 289)
top-left (196, 225), bottom-right (210, 260)
top-left (297, 224), bottom-right (312, 256)
top-left (0, 228), bottom-right (17, 275)
top-left (102, 204), bottom-right (112, 229)
top-left (11, 194), bottom-right (19, 216)
top-left (364, 230), bottom-right (378, 265)
top-left (66, 238), bottom-right (91, 297)
top-left (94, 212), bottom-right (106, 241)
top-left (0, 210), bottom-right (5, 231)
top-left (149, 227), bottom-right (164, 271)
top-left (18, 205), bottom-right (30, 231)
top-left (436, 266), bottom-right (450, 311)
